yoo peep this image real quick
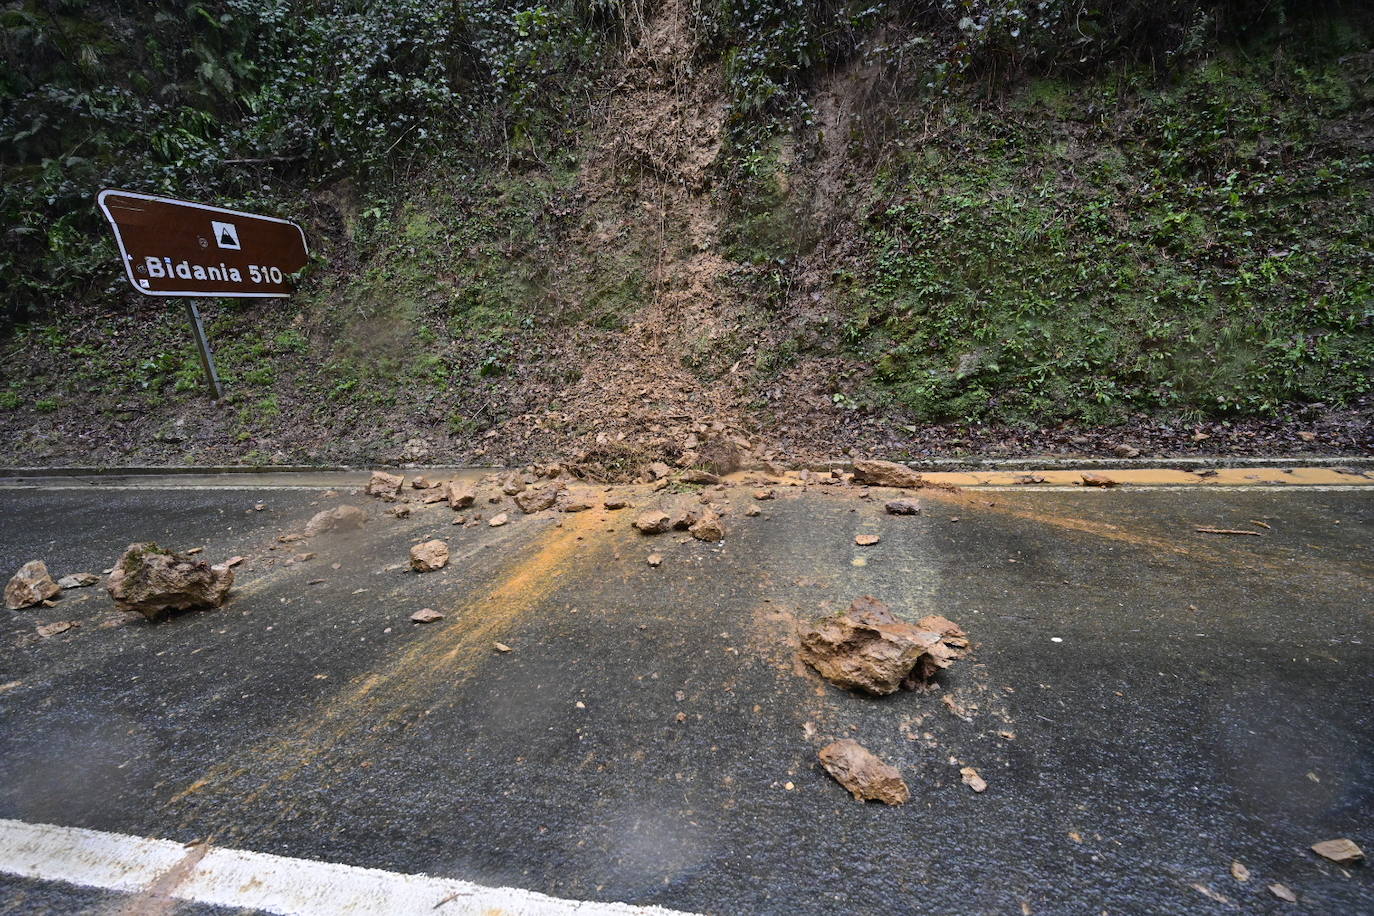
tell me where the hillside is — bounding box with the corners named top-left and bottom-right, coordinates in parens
top-left (1, 0), bottom-right (1370, 472)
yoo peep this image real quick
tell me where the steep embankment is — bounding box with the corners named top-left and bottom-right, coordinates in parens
top-left (0, 3), bottom-right (1369, 471)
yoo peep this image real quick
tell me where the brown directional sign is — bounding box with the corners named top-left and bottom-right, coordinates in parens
top-left (97, 189), bottom-right (308, 298)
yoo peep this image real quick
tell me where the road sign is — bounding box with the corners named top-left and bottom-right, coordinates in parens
top-left (97, 189), bottom-right (308, 298)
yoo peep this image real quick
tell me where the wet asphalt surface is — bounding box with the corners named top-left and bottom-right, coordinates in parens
top-left (0, 475), bottom-right (1371, 914)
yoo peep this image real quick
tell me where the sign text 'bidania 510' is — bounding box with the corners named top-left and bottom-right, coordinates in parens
top-left (97, 189), bottom-right (308, 298)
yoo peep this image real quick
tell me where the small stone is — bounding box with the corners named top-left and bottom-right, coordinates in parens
top-left (411, 476), bottom-right (433, 489)
top-left (603, 497), bottom-right (628, 510)
top-left (515, 482), bottom-right (564, 514)
top-left (411, 608), bottom-right (444, 623)
top-left (753, 489), bottom-right (775, 500)
top-left (305, 505), bottom-right (368, 536)
top-left (1230, 861), bottom-right (1250, 883)
top-left (1268, 884), bottom-right (1297, 903)
top-left (851, 460), bottom-right (924, 489)
top-left (854, 534), bottom-right (880, 546)
top-left (885, 499), bottom-right (921, 516)
top-left (36, 620), bottom-right (78, 638)
top-left (386, 504), bottom-right (411, 519)
top-left (647, 554), bottom-right (664, 567)
top-left (445, 481), bottom-right (476, 509)
top-left (56, 573), bottom-right (100, 589)
top-left (818, 739), bottom-right (909, 805)
top-left (489, 513), bottom-right (509, 527)
top-left (634, 510), bottom-right (672, 534)
top-left (409, 540), bottom-right (449, 572)
top-left (7, 567), bottom-right (64, 606)
top-left (501, 476), bottom-right (526, 496)
top-left (1112, 444), bottom-right (1141, 458)
top-left (253, 503), bottom-right (266, 512)
top-left (690, 511), bottom-right (725, 543)
top-left (493, 642), bottom-right (512, 652)
top-left (745, 505), bottom-right (761, 517)
top-left (648, 462), bottom-right (672, 480)
top-left (680, 469), bottom-right (720, 485)
top-left (366, 470), bottom-right (404, 501)
top-left (1311, 838), bottom-right (1364, 865)
top-left (1080, 472), bottom-right (1119, 488)
top-left (960, 766), bottom-right (987, 793)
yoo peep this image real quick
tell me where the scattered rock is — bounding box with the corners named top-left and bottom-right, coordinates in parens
top-left (959, 766), bottom-right (987, 793)
top-left (493, 642), bottom-right (512, 652)
top-left (36, 620), bottom-right (78, 638)
top-left (444, 481), bottom-right (476, 509)
top-left (106, 544), bottom-right (234, 620)
top-left (409, 540), bottom-right (449, 572)
top-left (1311, 838), bottom-right (1364, 865)
top-left (680, 469), bottom-right (720, 485)
top-left (253, 502), bottom-right (266, 511)
top-left (854, 534), bottom-right (880, 546)
top-left (1268, 883), bottom-right (1297, 903)
top-left (818, 739), bottom-right (909, 805)
top-left (366, 470), bottom-right (404, 500)
top-left (489, 513), bottom-right (509, 527)
top-left (1112, 444), bottom-right (1141, 459)
top-left (753, 488), bottom-right (775, 500)
top-left (647, 554), bottom-right (664, 567)
top-left (558, 491), bottom-right (594, 512)
top-left (514, 482), bottom-right (563, 514)
top-left (852, 460), bottom-right (924, 489)
top-left (634, 510), bottom-right (672, 534)
top-left (411, 608), bottom-right (444, 623)
top-left (386, 504), bottom-right (412, 519)
top-left (745, 505), bottom-right (761, 517)
top-left (798, 597), bottom-right (968, 695)
top-left (663, 494), bottom-right (703, 530)
top-left (648, 461), bottom-right (673, 480)
top-left (885, 499), bottom-right (921, 516)
top-left (292, 552), bottom-right (316, 563)
top-left (411, 476), bottom-right (433, 489)
top-left (501, 476), bottom-right (526, 496)
top-left (603, 497), bottom-right (628, 510)
top-left (56, 572), bottom-right (100, 589)
top-left (1230, 861), bottom-right (1250, 883)
top-left (690, 511), bottom-right (725, 543)
top-left (225, 556), bottom-right (246, 568)
top-left (5, 561), bottom-right (61, 610)
top-left (1079, 472), bottom-right (1119, 488)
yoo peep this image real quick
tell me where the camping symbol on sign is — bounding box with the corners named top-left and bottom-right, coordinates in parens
top-left (211, 220), bottom-right (241, 250)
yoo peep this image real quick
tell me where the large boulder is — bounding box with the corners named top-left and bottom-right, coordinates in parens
top-left (366, 470), bottom-right (404, 501)
top-left (304, 504), bottom-right (368, 536)
top-left (107, 543), bottom-right (234, 620)
top-left (818, 739), bottom-right (909, 805)
top-left (634, 510), bottom-right (672, 534)
top-left (798, 597), bottom-right (967, 695)
top-left (5, 560), bottom-right (61, 610)
top-left (852, 460), bottom-right (924, 489)
top-left (689, 510), bottom-right (725, 543)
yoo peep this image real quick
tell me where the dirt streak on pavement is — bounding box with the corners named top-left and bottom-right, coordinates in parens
top-left (165, 508), bottom-right (615, 839)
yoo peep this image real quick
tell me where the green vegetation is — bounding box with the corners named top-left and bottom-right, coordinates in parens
top-left (843, 25), bottom-right (1372, 423)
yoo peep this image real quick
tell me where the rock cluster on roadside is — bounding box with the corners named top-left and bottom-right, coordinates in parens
top-left (818, 739), bottom-right (909, 805)
top-left (798, 597), bottom-right (968, 695)
top-left (5, 560), bottom-right (61, 610)
top-left (106, 543), bottom-right (234, 620)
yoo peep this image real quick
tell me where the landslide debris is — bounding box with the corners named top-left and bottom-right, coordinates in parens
top-left (5, 560), bottom-right (61, 609)
top-left (798, 597), bottom-right (968, 695)
top-left (107, 543), bottom-right (234, 620)
top-left (851, 460), bottom-right (925, 489)
top-left (817, 739), bottom-right (909, 805)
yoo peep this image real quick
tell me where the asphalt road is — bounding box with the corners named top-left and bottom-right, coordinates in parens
top-left (0, 471), bottom-right (1371, 914)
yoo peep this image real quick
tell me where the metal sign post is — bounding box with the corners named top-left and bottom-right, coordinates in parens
top-left (184, 301), bottom-right (224, 400)
top-left (96, 189), bottom-right (309, 399)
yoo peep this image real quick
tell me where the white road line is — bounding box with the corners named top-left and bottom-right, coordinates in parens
top-left (0, 819), bottom-right (697, 916)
